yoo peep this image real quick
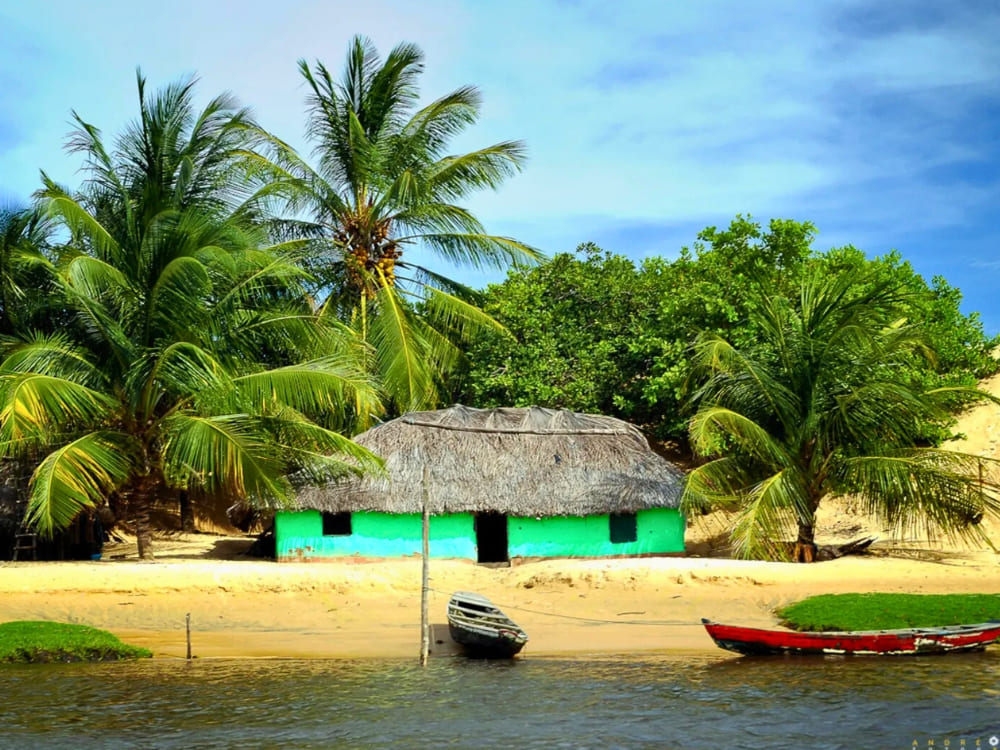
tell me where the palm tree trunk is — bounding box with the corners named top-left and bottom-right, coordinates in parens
top-left (126, 472), bottom-right (158, 560)
top-left (793, 522), bottom-right (816, 563)
top-left (134, 492), bottom-right (154, 560)
top-left (179, 490), bottom-right (194, 532)
top-left (794, 496), bottom-right (822, 562)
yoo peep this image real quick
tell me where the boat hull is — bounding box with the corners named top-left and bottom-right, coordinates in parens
top-left (702, 618), bottom-right (1000, 656)
top-left (447, 591), bottom-right (528, 658)
top-left (447, 623), bottom-right (527, 658)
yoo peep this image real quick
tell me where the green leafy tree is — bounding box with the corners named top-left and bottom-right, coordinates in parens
top-left (462, 220), bottom-right (820, 440)
top-left (682, 266), bottom-right (1000, 561)
top-left (821, 245), bottom-right (999, 383)
top-left (633, 218), bottom-right (819, 437)
top-left (459, 244), bottom-right (670, 425)
top-left (251, 36), bottom-right (541, 413)
top-left (0, 73), bottom-right (380, 559)
top-left (463, 217), bottom-right (998, 446)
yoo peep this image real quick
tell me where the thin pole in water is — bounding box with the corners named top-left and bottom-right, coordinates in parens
top-left (420, 464), bottom-right (430, 666)
top-left (186, 612), bottom-right (192, 660)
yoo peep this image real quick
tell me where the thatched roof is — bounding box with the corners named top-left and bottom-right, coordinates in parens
top-left (294, 405), bottom-right (685, 516)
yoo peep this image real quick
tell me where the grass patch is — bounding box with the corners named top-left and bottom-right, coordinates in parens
top-left (778, 593), bottom-right (1000, 632)
top-left (0, 621), bottom-right (153, 663)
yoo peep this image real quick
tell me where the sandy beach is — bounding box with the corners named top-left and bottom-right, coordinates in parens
top-left (1, 540), bottom-right (997, 659)
top-left (3, 373), bottom-right (1000, 661)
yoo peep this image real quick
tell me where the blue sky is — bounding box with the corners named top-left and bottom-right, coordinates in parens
top-left (3, 1), bottom-right (999, 331)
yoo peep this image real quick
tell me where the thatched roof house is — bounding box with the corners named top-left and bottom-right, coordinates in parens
top-left (277, 405), bottom-right (687, 562)
top-left (295, 404), bottom-right (685, 516)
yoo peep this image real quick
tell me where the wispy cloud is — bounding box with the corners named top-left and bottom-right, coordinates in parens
top-left (1, 0), bottom-right (998, 328)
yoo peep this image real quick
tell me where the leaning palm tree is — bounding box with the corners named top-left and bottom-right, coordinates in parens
top-left (0, 72), bottom-right (380, 559)
top-left (249, 36), bottom-right (542, 412)
top-left (681, 266), bottom-right (1000, 561)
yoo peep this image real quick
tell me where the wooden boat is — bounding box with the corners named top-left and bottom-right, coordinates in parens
top-left (702, 618), bottom-right (1000, 656)
top-left (447, 591), bottom-right (528, 658)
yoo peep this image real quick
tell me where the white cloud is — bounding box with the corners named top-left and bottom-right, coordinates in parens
top-left (2, 0), bottom-right (999, 327)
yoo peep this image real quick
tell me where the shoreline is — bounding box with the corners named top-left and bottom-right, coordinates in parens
top-left (2, 551), bottom-right (998, 660)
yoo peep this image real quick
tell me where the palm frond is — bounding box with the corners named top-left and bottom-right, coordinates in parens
top-left (63, 254), bottom-right (133, 300)
top-left (161, 413), bottom-right (289, 506)
top-left (925, 385), bottom-right (1000, 407)
top-left (396, 262), bottom-right (484, 300)
top-left (688, 406), bottom-right (789, 468)
top-left (230, 357), bottom-right (381, 419)
top-left (42, 191), bottom-right (121, 264)
top-left (0, 373), bottom-right (114, 453)
top-left (410, 231), bottom-right (543, 269)
top-left (402, 85), bottom-right (480, 153)
top-left (422, 285), bottom-right (509, 342)
top-left (345, 109), bottom-right (376, 192)
top-left (148, 255), bottom-right (212, 333)
top-left (840, 450), bottom-right (1000, 545)
top-left (393, 201), bottom-right (488, 235)
top-left (829, 379), bottom-right (931, 448)
top-left (152, 342), bottom-right (231, 405)
top-left (680, 456), bottom-right (756, 514)
top-left (26, 431), bottom-right (136, 536)
top-left (256, 408), bottom-right (385, 482)
top-left (424, 142), bottom-right (527, 199)
top-left (729, 470), bottom-right (804, 560)
top-left (58, 285), bottom-right (136, 372)
top-left (63, 114), bottom-right (133, 224)
top-left (210, 247), bottom-right (311, 312)
top-left (0, 332), bottom-right (105, 387)
top-left (361, 39), bottom-right (423, 133)
top-left (366, 284), bottom-right (435, 411)
top-left (688, 332), bottom-right (798, 431)
top-left (233, 310), bottom-right (359, 362)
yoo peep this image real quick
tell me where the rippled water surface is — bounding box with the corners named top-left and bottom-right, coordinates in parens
top-left (2, 652), bottom-right (999, 749)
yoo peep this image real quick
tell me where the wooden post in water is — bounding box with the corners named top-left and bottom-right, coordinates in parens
top-left (420, 464), bottom-right (431, 666)
top-left (186, 613), bottom-right (192, 659)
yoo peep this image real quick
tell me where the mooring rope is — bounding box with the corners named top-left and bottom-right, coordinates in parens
top-left (429, 587), bottom-right (695, 626)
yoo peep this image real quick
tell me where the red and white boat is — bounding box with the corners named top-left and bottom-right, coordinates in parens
top-left (702, 618), bottom-right (1000, 656)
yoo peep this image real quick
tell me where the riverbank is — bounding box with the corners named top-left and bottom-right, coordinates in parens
top-left (1, 544), bottom-right (997, 659)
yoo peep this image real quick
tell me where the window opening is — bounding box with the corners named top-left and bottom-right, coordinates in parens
top-left (609, 512), bottom-right (637, 543)
top-left (322, 511), bottom-right (352, 536)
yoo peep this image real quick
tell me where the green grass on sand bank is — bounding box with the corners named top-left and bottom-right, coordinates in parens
top-left (0, 621), bottom-right (152, 663)
top-left (780, 593), bottom-right (1000, 632)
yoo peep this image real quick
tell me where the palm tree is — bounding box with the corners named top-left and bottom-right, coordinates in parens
top-left (681, 266), bottom-right (1000, 561)
top-left (250, 36), bottom-right (542, 412)
top-left (0, 72), bottom-right (380, 559)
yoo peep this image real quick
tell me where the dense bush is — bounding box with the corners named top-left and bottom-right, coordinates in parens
top-left (457, 217), bottom-right (999, 446)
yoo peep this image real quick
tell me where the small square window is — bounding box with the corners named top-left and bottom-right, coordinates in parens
top-left (322, 512), bottom-right (352, 536)
top-left (609, 512), bottom-right (637, 544)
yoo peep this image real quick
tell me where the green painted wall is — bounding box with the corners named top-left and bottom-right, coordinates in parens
top-left (508, 509), bottom-right (684, 558)
top-left (276, 510), bottom-right (475, 560)
top-left (276, 507), bottom-right (684, 561)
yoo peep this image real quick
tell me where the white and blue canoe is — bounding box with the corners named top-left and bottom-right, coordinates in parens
top-left (447, 591), bottom-right (529, 658)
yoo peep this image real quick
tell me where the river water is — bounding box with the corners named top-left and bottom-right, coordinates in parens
top-left (2, 651), bottom-right (999, 749)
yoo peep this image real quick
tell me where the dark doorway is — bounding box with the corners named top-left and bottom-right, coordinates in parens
top-left (475, 512), bottom-right (509, 564)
